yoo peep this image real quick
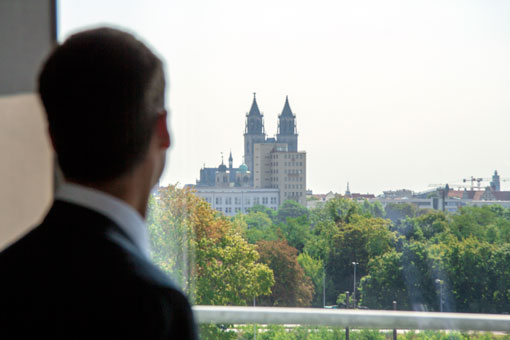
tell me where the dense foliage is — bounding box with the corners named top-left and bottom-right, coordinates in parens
top-left (148, 187), bottom-right (510, 339)
top-left (256, 239), bottom-right (314, 307)
top-left (361, 204), bottom-right (510, 313)
top-left (233, 327), bottom-right (510, 340)
top-left (148, 185), bottom-right (274, 305)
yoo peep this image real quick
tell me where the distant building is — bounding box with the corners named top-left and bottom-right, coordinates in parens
top-left (344, 183), bottom-right (375, 200)
top-left (382, 189), bottom-right (414, 199)
top-left (446, 187), bottom-right (510, 201)
top-left (468, 200), bottom-right (510, 209)
top-left (375, 196), bottom-right (510, 213)
top-left (244, 94), bottom-right (299, 172)
top-left (196, 152), bottom-right (251, 188)
top-left (192, 93), bottom-right (307, 214)
top-left (192, 187), bottom-right (279, 216)
top-left (252, 143), bottom-right (287, 189)
top-left (305, 185), bottom-right (376, 209)
top-left (253, 143), bottom-right (306, 206)
top-left (375, 197), bottom-right (436, 210)
top-left (350, 193), bottom-right (376, 200)
top-left (490, 170), bottom-right (501, 191)
top-left (445, 170), bottom-right (510, 202)
top-left (375, 171), bottom-right (510, 213)
top-left (306, 191), bottom-right (338, 209)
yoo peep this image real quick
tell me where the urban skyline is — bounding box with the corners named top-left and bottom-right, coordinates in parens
top-left (59, 0), bottom-right (510, 195)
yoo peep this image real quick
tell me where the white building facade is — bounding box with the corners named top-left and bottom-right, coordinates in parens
top-left (193, 187), bottom-right (280, 216)
top-left (374, 197), bottom-right (510, 213)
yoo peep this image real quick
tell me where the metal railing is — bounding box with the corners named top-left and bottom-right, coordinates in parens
top-left (193, 306), bottom-right (510, 332)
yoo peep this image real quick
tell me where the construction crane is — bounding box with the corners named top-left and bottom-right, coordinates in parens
top-left (462, 176), bottom-right (510, 191)
top-left (462, 176), bottom-right (485, 191)
top-left (428, 183), bottom-right (470, 190)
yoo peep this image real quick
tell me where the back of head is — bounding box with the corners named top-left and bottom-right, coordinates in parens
top-left (39, 27), bottom-right (165, 183)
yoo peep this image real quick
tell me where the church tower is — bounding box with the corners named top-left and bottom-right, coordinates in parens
top-left (276, 96), bottom-right (298, 152)
top-left (244, 93), bottom-right (266, 171)
top-left (491, 170), bottom-right (501, 191)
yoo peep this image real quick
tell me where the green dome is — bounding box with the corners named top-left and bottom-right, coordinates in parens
top-left (239, 164), bottom-right (248, 173)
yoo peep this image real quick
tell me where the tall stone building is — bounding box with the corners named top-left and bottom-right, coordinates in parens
top-left (196, 152), bottom-right (250, 188)
top-left (276, 96), bottom-right (298, 152)
top-left (247, 94), bottom-right (306, 206)
top-left (244, 94), bottom-right (266, 172)
top-left (195, 93), bottom-right (307, 208)
top-left (253, 144), bottom-right (306, 206)
top-left (244, 94), bottom-right (300, 171)
top-left (491, 170), bottom-right (501, 191)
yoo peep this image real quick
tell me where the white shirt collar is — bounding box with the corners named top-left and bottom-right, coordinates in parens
top-left (55, 182), bottom-right (151, 259)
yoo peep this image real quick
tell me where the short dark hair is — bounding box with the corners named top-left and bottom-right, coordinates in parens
top-left (39, 27), bottom-right (165, 183)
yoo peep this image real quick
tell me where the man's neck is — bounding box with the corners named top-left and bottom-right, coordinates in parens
top-left (67, 174), bottom-right (152, 218)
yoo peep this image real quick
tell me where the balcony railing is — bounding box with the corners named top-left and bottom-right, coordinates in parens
top-left (193, 306), bottom-right (510, 332)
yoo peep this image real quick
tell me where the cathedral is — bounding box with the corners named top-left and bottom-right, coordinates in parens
top-left (196, 93), bottom-right (300, 187)
top-left (243, 93), bottom-right (298, 171)
top-left (194, 94), bottom-right (307, 210)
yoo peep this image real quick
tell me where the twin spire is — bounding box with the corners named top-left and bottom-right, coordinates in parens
top-left (248, 92), bottom-right (262, 116)
top-left (244, 93), bottom-right (299, 169)
top-left (280, 95), bottom-right (294, 117)
top-left (247, 93), bottom-right (294, 118)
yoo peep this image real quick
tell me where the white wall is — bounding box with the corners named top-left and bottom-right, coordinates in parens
top-left (0, 1), bottom-right (56, 250)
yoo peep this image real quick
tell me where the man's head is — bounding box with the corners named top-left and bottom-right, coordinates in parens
top-left (39, 27), bottom-right (168, 184)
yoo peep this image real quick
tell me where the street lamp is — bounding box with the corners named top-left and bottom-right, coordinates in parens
top-left (435, 279), bottom-right (443, 312)
top-left (352, 261), bottom-right (359, 308)
top-left (322, 266), bottom-right (326, 308)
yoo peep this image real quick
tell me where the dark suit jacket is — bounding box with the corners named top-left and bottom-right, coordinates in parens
top-left (0, 200), bottom-right (198, 339)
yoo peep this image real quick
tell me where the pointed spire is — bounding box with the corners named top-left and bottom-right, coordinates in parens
top-left (218, 152), bottom-right (227, 172)
top-left (280, 95), bottom-right (294, 117)
top-left (248, 92), bottom-right (261, 116)
top-left (228, 150), bottom-right (233, 169)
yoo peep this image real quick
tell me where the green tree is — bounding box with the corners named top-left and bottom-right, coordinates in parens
top-left (385, 203), bottom-right (418, 224)
top-left (360, 200), bottom-right (385, 218)
top-left (322, 197), bottom-right (361, 224)
top-left (148, 185), bottom-right (274, 305)
top-left (247, 204), bottom-right (276, 218)
top-left (326, 215), bottom-right (396, 305)
top-left (360, 241), bottom-right (439, 311)
top-left (277, 215), bottom-right (311, 252)
top-left (297, 252), bottom-right (324, 307)
top-left (450, 206), bottom-right (510, 244)
top-left (359, 249), bottom-right (406, 309)
top-left (238, 211), bottom-right (278, 244)
top-left (336, 292), bottom-right (353, 307)
top-left (450, 206), bottom-right (496, 240)
top-left (275, 200), bottom-right (309, 224)
top-left (196, 232), bottom-right (275, 305)
top-left (304, 219), bottom-right (337, 261)
top-left (396, 210), bottom-right (449, 242)
top-left (442, 237), bottom-right (510, 313)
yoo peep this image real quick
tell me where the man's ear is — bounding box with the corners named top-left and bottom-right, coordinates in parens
top-left (155, 110), bottom-right (170, 149)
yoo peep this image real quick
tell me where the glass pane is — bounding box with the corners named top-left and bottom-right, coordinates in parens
top-left (59, 3), bottom-right (510, 339)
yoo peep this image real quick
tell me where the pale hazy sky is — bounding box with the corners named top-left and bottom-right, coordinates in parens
top-left (59, 0), bottom-right (510, 195)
